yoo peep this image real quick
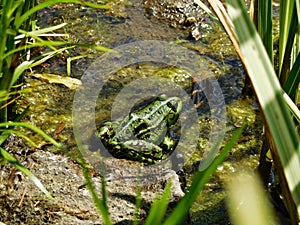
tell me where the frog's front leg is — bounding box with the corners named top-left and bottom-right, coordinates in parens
top-left (98, 121), bottom-right (115, 139)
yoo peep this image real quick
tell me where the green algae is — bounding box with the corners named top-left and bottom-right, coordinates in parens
top-left (17, 1), bottom-right (265, 224)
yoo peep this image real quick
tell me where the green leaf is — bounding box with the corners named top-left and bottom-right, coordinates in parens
top-left (145, 181), bottom-right (172, 225)
top-left (279, 0), bottom-right (295, 77)
top-left (0, 147), bottom-right (54, 199)
top-left (280, 8), bottom-right (298, 85)
top-left (4, 40), bottom-right (112, 59)
top-left (283, 92), bottom-right (300, 123)
top-left (12, 60), bottom-right (34, 85)
top-left (283, 53), bottom-right (300, 102)
top-left (163, 125), bottom-right (244, 225)
top-left (257, 0), bottom-right (273, 64)
top-left (6, 0), bottom-right (23, 19)
top-left (15, 0), bottom-right (110, 29)
top-left (0, 122), bottom-right (61, 148)
top-left (198, 127), bottom-right (230, 171)
top-left (133, 182), bottom-right (142, 225)
top-left (194, 0), bottom-right (222, 27)
top-left (75, 156), bottom-right (113, 225)
top-left (15, 23), bottom-right (68, 38)
top-left (0, 129), bottom-right (39, 148)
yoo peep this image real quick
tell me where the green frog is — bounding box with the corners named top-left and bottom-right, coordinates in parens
top-left (97, 95), bottom-right (182, 164)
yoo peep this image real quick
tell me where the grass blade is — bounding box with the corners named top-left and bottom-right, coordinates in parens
top-left (0, 122), bottom-right (61, 147)
top-left (163, 125), bottom-right (244, 225)
top-left (283, 92), bottom-right (300, 123)
top-left (226, 172), bottom-right (278, 225)
top-left (0, 129), bottom-right (39, 148)
top-left (15, 23), bottom-right (68, 38)
top-left (194, 0), bottom-right (221, 27)
top-left (145, 182), bottom-right (172, 225)
top-left (133, 184), bottom-right (142, 225)
top-left (15, 0), bottom-right (110, 29)
top-left (4, 40), bottom-right (112, 59)
top-left (0, 147), bottom-right (54, 199)
top-left (75, 154), bottom-right (113, 225)
top-left (279, 7), bottom-right (298, 84)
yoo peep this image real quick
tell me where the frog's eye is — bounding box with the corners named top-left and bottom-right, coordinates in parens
top-left (168, 113), bottom-right (174, 119)
top-left (168, 113), bottom-right (175, 121)
top-left (167, 112), bottom-right (180, 125)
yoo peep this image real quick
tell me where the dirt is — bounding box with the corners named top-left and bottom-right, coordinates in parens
top-left (0, 140), bottom-right (184, 224)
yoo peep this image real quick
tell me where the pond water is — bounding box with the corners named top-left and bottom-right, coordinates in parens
top-left (21, 0), bottom-right (263, 224)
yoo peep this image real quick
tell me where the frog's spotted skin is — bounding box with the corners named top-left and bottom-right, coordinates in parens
top-left (97, 95), bottom-right (182, 164)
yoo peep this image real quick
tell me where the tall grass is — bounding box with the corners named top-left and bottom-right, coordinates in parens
top-left (0, 0), bottom-right (109, 199)
top-left (0, 0), bottom-right (109, 121)
top-left (0, 0), bottom-right (36, 122)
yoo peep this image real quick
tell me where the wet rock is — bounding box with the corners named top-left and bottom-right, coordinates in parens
top-left (0, 150), bottom-right (184, 224)
top-left (143, 0), bottom-right (211, 40)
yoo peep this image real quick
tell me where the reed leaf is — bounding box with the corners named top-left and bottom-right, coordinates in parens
top-left (75, 153), bottom-right (113, 225)
top-left (4, 40), bottom-right (112, 59)
top-left (227, 0), bottom-right (300, 216)
top-left (279, 0), bottom-right (295, 78)
top-left (0, 129), bottom-right (39, 148)
top-left (194, 0), bottom-right (221, 27)
top-left (279, 7), bottom-right (298, 85)
top-left (257, 0), bottom-right (273, 64)
top-left (133, 184), bottom-right (142, 225)
top-left (283, 53), bottom-right (300, 102)
top-left (283, 92), bottom-right (300, 123)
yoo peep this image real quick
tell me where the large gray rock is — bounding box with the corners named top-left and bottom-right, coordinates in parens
top-left (0, 150), bottom-right (184, 224)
